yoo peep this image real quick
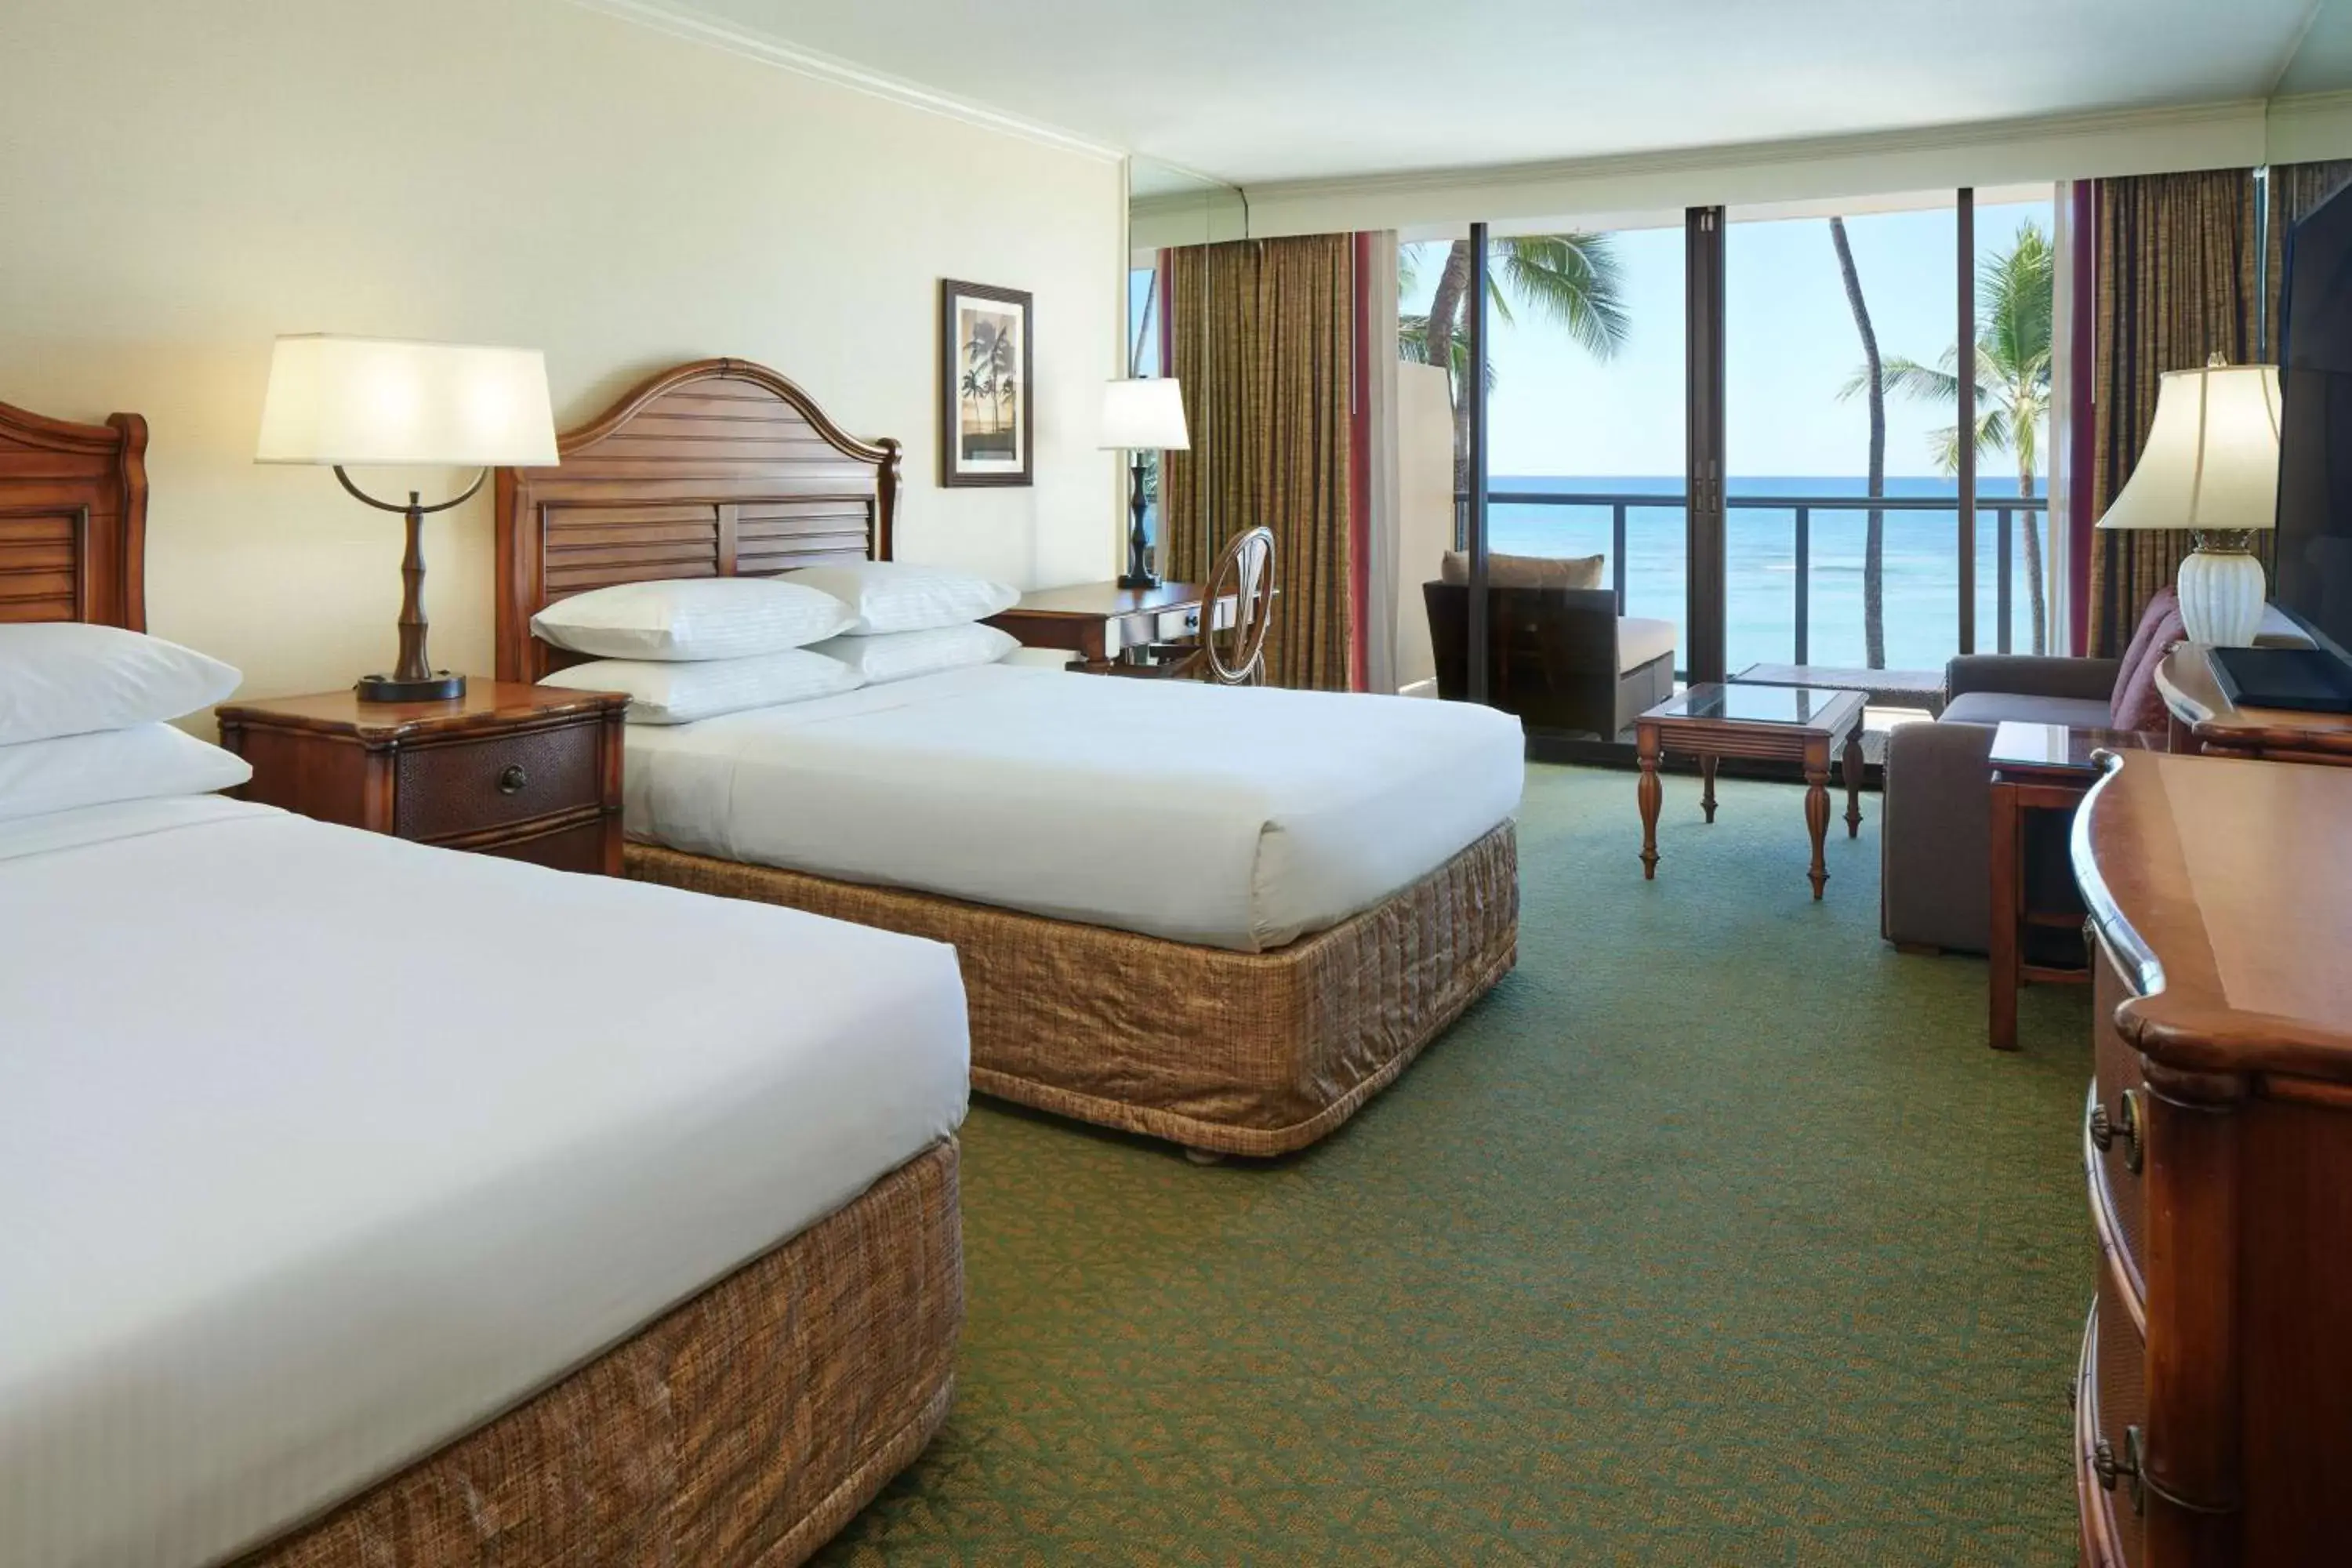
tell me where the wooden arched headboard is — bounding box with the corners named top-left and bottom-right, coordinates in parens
top-left (495, 358), bottom-right (899, 682)
top-left (0, 399), bottom-right (149, 630)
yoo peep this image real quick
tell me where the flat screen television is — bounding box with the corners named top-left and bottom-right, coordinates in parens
top-left (2272, 180), bottom-right (2352, 660)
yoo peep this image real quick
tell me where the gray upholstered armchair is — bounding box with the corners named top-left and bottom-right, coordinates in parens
top-left (1879, 653), bottom-right (2124, 954)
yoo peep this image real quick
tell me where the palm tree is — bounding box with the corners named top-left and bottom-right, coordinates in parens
top-left (1828, 216), bottom-right (1890, 669)
top-left (1872, 221), bottom-right (2055, 653)
top-left (1401, 234), bottom-right (1631, 494)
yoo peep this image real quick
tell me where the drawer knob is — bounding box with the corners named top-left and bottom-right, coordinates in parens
top-left (2092, 1425), bottom-right (2146, 1516)
top-left (2088, 1089), bottom-right (2143, 1174)
top-left (498, 764), bottom-right (529, 796)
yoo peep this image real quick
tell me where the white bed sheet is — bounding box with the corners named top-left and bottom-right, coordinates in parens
top-left (622, 663), bottom-right (1525, 952)
top-left (0, 797), bottom-right (967, 1568)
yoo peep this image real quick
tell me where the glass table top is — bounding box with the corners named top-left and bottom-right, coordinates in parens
top-left (1988, 719), bottom-right (2151, 773)
top-left (1650, 683), bottom-right (1861, 727)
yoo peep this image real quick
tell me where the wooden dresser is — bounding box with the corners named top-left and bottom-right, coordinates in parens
top-left (2072, 751), bottom-right (2352, 1566)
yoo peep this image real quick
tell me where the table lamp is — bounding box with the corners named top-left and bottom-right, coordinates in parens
top-left (2096, 355), bottom-right (2282, 647)
top-left (1099, 378), bottom-right (1189, 590)
top-left (257, 334), bottom-right (557, 701)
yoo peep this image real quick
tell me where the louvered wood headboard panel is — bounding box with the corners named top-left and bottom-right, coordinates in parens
top-left (0, 401), bottom-right (148, 630)
top-left (495, 358), bottom-right (899, 681)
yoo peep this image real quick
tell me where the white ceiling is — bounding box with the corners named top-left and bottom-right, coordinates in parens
top-left (651, 0), bottom-right (2343, 187)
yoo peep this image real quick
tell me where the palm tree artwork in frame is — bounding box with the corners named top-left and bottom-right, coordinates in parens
top-left (1401, 233), bottom-right (1632, 498)
top-left (1843, 221), bottom-right (2056, 653)
top-left (939, 278), bottom-right (1034, 487)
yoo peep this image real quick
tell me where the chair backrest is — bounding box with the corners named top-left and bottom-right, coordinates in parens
top-left (1200, 526), bottom-right (1277, 684)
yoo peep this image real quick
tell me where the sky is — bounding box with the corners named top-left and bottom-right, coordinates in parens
top-left (1127, 193), bottom-right (2053, 481)
top-left (1399, 195), bottom-right (2054, 479)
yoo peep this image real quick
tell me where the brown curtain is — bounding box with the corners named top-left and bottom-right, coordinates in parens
top-left (2263, 160), bottom-right (2352, 361)
top-left (2086, 169), bottom-right (2258, 656)
top-left (1163, 234), bottom-right (1355, 691)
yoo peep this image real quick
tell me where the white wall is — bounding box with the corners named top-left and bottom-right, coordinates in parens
top-left (0, 0), bottom-right (1125, 700)
top-left (1394, 363), bottom-right (1454, 694)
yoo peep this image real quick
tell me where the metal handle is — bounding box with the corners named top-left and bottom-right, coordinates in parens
top-left (497, 764), bottom-right (529, 796)
top-left (2088, 1089), bottom-right (2143, 1174)
top-left (2092, 1426), bottom-right (2146, 1516)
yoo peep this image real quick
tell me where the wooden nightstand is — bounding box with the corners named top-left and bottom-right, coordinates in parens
top-left (216, 682), bottom-right (628, 875)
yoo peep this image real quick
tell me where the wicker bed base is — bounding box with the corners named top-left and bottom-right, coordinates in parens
top-left (234, 1138), bottom-right (961, 1568)
top-left (629, 822), bottom-right (1518, 1158)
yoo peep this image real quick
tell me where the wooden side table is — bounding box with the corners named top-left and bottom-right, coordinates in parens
top-left (1985, 719), bottom-right (2148, 1051)
top-left (1634, 682), bottom-right (1865, 899)
top-left (216, 682), bottom-right (628, 874)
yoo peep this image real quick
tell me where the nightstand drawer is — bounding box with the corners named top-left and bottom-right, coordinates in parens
top-left (475, 815), bottom-right (611, 875)
top-left (396, 721), bottom-right (601, 842)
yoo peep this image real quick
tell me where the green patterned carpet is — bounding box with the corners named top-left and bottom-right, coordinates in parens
top-left (818, 762), bottom-right (2092, 1566)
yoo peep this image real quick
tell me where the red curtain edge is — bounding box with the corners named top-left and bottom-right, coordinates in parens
top-left (1348, 232), bottom-right (1373, 692)
top-left (2065, 180), bottom-right (2098, 657)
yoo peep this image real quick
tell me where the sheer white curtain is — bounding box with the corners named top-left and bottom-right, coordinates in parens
top-left (1361, 230), bottom-right (1403, 693)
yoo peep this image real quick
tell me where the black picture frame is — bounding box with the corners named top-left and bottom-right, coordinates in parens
top-left (938, 278), bottom-right (1034, 488)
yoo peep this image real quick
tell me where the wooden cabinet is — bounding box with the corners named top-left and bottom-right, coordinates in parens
top-left (216, 683), bottom-right (627, 875)
top-left (2071, 750), bottom-right (2352, 1566)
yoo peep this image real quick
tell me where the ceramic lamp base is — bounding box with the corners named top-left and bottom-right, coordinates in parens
top-left (2176, 529), bottom-right (2267, 647)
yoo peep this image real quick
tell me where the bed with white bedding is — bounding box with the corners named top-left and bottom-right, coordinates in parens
top-left (0, 794), bottom-right (967, 1568)
top-left (496, 357), bottom-right (1523, 1161)
top-left (623, 661), bottom-right (1525, 953)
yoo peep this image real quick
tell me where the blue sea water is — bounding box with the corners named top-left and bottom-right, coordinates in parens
top-left (1490, 474), bottom-right (2051, 674)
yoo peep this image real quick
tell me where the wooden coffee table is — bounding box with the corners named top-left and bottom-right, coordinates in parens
top-left (1635, 682), bottom-right (1866, 899)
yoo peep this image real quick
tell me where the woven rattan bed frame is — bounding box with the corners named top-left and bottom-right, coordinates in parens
top-left (494, 358), bottom-right (1519, 1158)
top-left (15, 392), bottom-right (958, 1566)
top-left (235, 1141), bottom-right (960, 1567)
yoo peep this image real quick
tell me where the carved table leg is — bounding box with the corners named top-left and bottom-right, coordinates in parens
top-left (1842, 721), bottom-right (1864, 838)
top-left (1699, 754), bottom-right (1718, 824)
top-left (1803, 754), bottom-right (1831, 900)
top-left (1637, 723), bottom-right (1662, 880)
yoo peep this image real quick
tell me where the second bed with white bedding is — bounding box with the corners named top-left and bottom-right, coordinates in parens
top-left (623, 663), bottom-right (1526, 953)
top-left (0, 797), bottom-right (968, 1568)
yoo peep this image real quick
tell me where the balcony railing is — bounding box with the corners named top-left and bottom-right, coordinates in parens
top-left (1457, 488), bottom-right (2053, 664)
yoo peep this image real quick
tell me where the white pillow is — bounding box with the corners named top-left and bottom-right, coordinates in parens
top-left (0, 622), bottom-right (241, 746)
top-left (539, 648), bottom-right (865, 725)
top-left (0, 723), bottom-right (252, 822)
top-left (784, 561), bottom-right (1019, 635)
top-left (808, 623), bottom-right (1018, 686)
top-left (530, 578), bottom-right (854, 661)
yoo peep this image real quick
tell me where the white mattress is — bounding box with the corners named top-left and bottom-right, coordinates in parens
top-left (622, 663), bottom-right (1525, 952)
top-left (0, 797), bottom-right (968, 1568)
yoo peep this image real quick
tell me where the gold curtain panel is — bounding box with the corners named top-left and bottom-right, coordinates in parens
top-left (2086, 168), bottom-right (2258, 656)
top-left (1163, 234), bottom-right (1356, 691)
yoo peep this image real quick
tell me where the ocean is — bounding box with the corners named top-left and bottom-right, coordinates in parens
top-left (1490, 474), bottom-right (2051, 673)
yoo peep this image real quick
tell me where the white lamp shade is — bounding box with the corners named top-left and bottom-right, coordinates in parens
top-left (2096, 361), bottom-right (2281, 532)
top-left (256, 335), bottom-right (558, 466)
top-left (1098, 378), bottom-right (1190, 452)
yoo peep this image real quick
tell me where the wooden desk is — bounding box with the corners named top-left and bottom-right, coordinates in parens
top-left (1985, 720), bottom-right (2147, 1052)
top-left (984, 579), bottom-right (1240, 673)
top-left (2154, 641), bottom-right (2352, 765)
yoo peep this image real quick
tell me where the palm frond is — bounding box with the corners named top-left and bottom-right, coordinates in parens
top-left (1488, 234), bottom-right (1631, 361)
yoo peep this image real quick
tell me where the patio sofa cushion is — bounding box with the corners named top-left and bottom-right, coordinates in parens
top-left (1440, 550), bottom-right (1604, 590)
top-left (1617, 617), bottom-right (1676, 676)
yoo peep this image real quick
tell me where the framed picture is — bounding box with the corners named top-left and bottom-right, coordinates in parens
top-left (939, 279), bottom-right (1033, 488)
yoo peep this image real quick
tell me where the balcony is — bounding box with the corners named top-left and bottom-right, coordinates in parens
top-left (1461, 485), bottom-right (2053, 706)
